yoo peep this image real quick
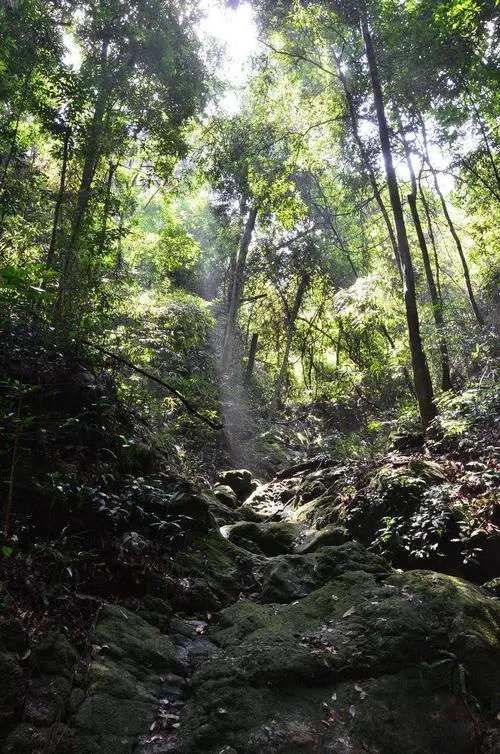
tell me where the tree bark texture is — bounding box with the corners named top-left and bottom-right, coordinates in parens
top-left (399, 128), bottom-right (453, 392)
top-left (221, 204), bottom-right (258, 371)
top-left (361, 16), bottom-right (436, 427)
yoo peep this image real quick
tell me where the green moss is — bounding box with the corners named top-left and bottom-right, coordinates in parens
top-left (297, 525), bottom-right (350, 553)
top-left (332, 668), bottom-right (479, 754)
top-left (181, 568), bottom-right (500, 753)
top-left (86, 662), bottom-right (138, 699)
top-left (173, 533), bottom-right (260, 608)
top-left (259, 542), bottom-right (390, 602)
top-left (95, 604), bottom-right (184, 676)
top-left (70, 603), bottom-right (186, 753)
top-left (73, 694), bottom-right (151, 737)
top-left (223, 521), bottom-right (304, 556)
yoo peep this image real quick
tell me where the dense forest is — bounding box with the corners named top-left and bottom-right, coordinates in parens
top-left (1, 0), bottom-right (498, 467)
top-left (0, 1), bottom-right (499, 753)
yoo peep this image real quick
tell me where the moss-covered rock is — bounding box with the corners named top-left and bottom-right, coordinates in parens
top-left (70, 603), bottom-right (185, 753)
top-left (3, 722), bottom-right (75, 753)
top-left (24, 675), bottom-right (72, 726)
top-left (93, 604), bottom-right (184, 676)
top-left (483, 577), bottom-right (500, 598)
top-left (259, 542), bottom-right (390, 602)
top-left (222, 521), bottom-right (306, 556)
top-left (296, 525), bottom-right (350, 554)
top-left (172, 534), bottom-right (261, 610)
top-left (217, 469), bottom-right (258, 501)
top-left (180, 568), bottom-right (500, 753)
top-left (212, 484), bottom-right (239, 509)
top-left (203, 492), bottom-right (266, 527)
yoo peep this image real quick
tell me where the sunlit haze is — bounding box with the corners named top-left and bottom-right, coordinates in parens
top-left (199, 1), bottom-right (259, 112)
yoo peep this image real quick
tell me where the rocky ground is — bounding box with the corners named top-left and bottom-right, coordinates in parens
top-left (1, 464), bottom-right (500, 753)
top-left (1, 324), bottom-right (499, 753)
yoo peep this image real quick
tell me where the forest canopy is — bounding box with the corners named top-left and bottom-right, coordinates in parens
top-left (0, 0), bottom-right (498, 469)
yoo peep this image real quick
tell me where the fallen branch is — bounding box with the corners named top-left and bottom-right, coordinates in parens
top-left (78, 338), bottom-right (223, 431)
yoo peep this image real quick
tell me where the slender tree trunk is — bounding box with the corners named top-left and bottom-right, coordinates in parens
top-left (244, 333), bottom-right (259, 385)
top-left (338, 69), bottom-right (402, 278)
top-left (226, 246), bottom-right (238, 311)
top-left (419, 118), bottom-right (485, 326)
top-left (47, 126), bottom-right (71, 268)
top-left (271, 271), bottom-right (310, 413)
top-left (114, 209), bottom-right (126, 273)
top-left (56, 39), bottom-right (111, 311)
top-left (0, 69), bottom-right (33, 194)
top-left (399, 126), bottom-right (453, 391)
top-left (221, 205), bottom-right (258, 371)
top-left (336, 324), bottom-right (342, 368)
top-left (431, 169), bottom-right (484, 326)
top-left (418, 182), bottom-right (442, 299)
top-left (407, 193), bottom-right (453, 391)
top-left (361, 16), bottom-right (436, 427)
top-left (98, 160), bottom-right (116, 258)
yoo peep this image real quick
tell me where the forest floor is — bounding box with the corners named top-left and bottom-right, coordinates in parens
top-left (0, 321), bottom-right (499, 753)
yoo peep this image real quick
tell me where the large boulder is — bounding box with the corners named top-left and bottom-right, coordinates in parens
top-left (70, 604), bottom-right (185, 753)
top-left (171, 533), bottom-right (261, 610)
top-left (212, 484), bottom-right (239, 509)
top-left (181, 566), bottom-right (500, 753)
top-left (258, 542), bottom-right (390, 603)
top-left (217, 470), bottom-right (258, 502)
top-left (221, 521), bottom-right (306, 556)
top-left (296, 525), bottom-right (350, 554)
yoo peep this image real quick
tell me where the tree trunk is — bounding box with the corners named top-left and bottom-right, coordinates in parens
top-left (418, 182), bottom-right (442, 299)
top-left (399, 126), bottom-right (453, 392)
top-left (56, 38), bottom-right (111, 311)
top-left (47, 125), bottom-right (71, 268)
top-left (361, 16), bottom-right (436, 428)
top-left (98, 160), bottom-right (116, 259)
top-left (407, 193), bottom-right (453, 391)
top-left (431, 169), bottom-right (484, 326)
top-left (271, 271), bottom-right (310, 413)
top-left (338, 70), bottom-right (402, 278)
top-left (221, 204), bottom-right (258, 372)
top-left (244, 333), bottom-right (259, 385)
top-left (418, 118), bottom-right (485, 326)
